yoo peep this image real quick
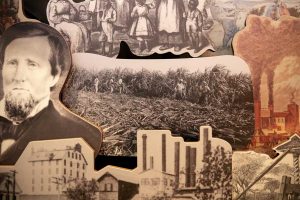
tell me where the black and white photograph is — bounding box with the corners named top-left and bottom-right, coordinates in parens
top-left (233, 134), bottom-right (300, 200)
top-left (0, 138), bottom-right (96, 200)
top-left (45, 0), bottom-right (300, 57)
top-left (46, 0), bottom-right (215, 57)
top-left (0, 22), bottom-right (102, 165)
top-left (62, 55), bottom-right (254, 156)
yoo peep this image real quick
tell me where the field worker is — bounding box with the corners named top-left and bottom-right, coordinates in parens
top-left (201, 80), bottom-right (211, 104)
top-left (109, 77), bottom-right (115, 93)
top-left (118, 78), bottom-right (123, 94)
top-left (175, 79), bottom-right (186, 99)
top-left (94, 77), bottom-right (99, 93)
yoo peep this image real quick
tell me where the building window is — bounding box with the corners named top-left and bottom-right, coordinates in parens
top-left (41, 169), bottom-right (43, 175)
top-left (83, 164), bottom-right (85, 170)
top-left (79, 155), bottom-right (81, 160)
top-left (68, 152), bottom-right (70, 157)
top-left (41, 186), bottom-right (44, 191)
top-left (63, 177), bottom-right (66, 184)
top-left (163, 178), bottom-right (168, 186)
top-left (56, 184), bottom-right (59, 191)
top-left (70, 161), bottom-right (73, 167)
top-left (48, 178), bottom-right (51, 184)
top-left (83, 172), bottom-right (85, 178)
top-left (72, 153), bottom-right (74, 159)
top-left (32, 186), bottom-right (34, 192)
top-left (70, 170), bottom-right (72, 176)
top-left (56, 160), bottom-right (59, 165)
top-left (32, 169), bottom-right (35, 175)
top-left (32, 162), bottom-right (35, 167)
top-left (64, 160), bottom-right (66, 166)
top-left (56, 168), bottom-right (59, 174)
top-left (151, 178), bottom-right (160, 186)
top-left (64, 168), bottom-right (66, 175)
top-left (48, 185), bottom-right (51, 192)
top-left (75, 153), bottom-right (78, 159)
top-left (170, 179), bottom-right (174, 187)
top-left (41, 178), bottom-right (44, 184)
top-left (77, 163), bottom-right (80, 168)
top-left (32, 178), bottom-right (35, 184)
top-left (104, 183), bottom-right (113, 191)
top-left (77, 171), bottom-right (79, 178)
top-left (141, 178), bottom-right (150, 185)
top-left (41, 161), bottom-right (44, 166)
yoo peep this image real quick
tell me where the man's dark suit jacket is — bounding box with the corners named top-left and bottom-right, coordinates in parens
top-left (0, 101), bottom-right (102, 165)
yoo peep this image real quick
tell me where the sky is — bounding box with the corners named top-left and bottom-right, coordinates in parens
top-left (72, 54), bottom-right (251, 75)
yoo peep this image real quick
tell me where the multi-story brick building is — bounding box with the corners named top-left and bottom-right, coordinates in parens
top-left (21, 143), bottom-right (87, 200)
top-left (253, 101), bottom-right (300, 147)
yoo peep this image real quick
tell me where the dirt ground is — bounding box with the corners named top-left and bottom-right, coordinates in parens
top-left (63, 91), bottom-right (254, 156)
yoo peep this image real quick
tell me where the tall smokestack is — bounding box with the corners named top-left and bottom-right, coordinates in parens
top-left (174, 142), bottom-right (180, 189)
top-left (203, 128), bottom-right (209, 156)
top-left (150, 156), bottom-right (154, 169)
top-left (287, 102), bottom-right (299, 132)
top-left (254, 101), bottom-right (262, 131)
top-left (190, 148), bottom-right (197, 187)
top-left (142, 134), bottom-right (147, 171)
top-left (185, 146), bottom-right (191, 187)
top-left (162, 134), bottom-right (166, 172)
top-left (267, 70), bottom-right (274, 109)
top-left (253, 71), bottom-right (262, 131)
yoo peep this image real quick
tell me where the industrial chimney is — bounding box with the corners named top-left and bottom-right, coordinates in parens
top-left (162, 134), bottom-right (166, 172)
top-left (142, 134), bottom-right (147, 171)
top-left (203, 128), bottom-right (209, 156)
top-left (185, 146), bottom-right (191, 187)
top-left (190, 148), bottom-right (197, 187)
top-left (174, 142), bottom-right (180, 189)
top-left (150, 156), bottom-right (154, 169)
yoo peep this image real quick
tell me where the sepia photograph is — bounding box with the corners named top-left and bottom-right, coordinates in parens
top-left (0, 22), bottom-right (102, 166)
top-left (0, 126), bottom-right (231, 200)
top-left (92, 126), bottom-right (232, 200)
top-left (233, 15), bottom-right (300, 154)
top-left (0, 138), bottom-right (95, 200)
top-left (135, 126), bottom-right (232, 200)
top-left (62, 55), bottom-right (254, 156)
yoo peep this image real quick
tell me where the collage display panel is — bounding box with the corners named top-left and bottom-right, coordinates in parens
top-left (0, 0), bottom-right (299, 199)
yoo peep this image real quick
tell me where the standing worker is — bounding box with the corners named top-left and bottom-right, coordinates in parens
top-left (94, 77), bottom-right (99, 93)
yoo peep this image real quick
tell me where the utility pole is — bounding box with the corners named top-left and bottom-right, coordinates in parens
top-left (10, 170), bottom-right (17, 200)
top-left (52, 177), bottom-right (62, 200)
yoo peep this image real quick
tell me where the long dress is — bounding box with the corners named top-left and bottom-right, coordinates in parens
top-left (129, 4), bottom-right (155, 39)
top-left (156, 0), bottom-right (184, 45)
top-left (47, 0), bottom-right (90, 53)
top-left (114, 0), bottom-right (133, 29)
top-left (157, 0), bottom-right (184, 33)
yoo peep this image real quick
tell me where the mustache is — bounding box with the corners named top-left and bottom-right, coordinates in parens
top-left (5, 91), bottom-right (37, 123)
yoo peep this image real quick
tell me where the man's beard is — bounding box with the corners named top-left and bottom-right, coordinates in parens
top-left (4, 91), bottom-right (38, 123)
